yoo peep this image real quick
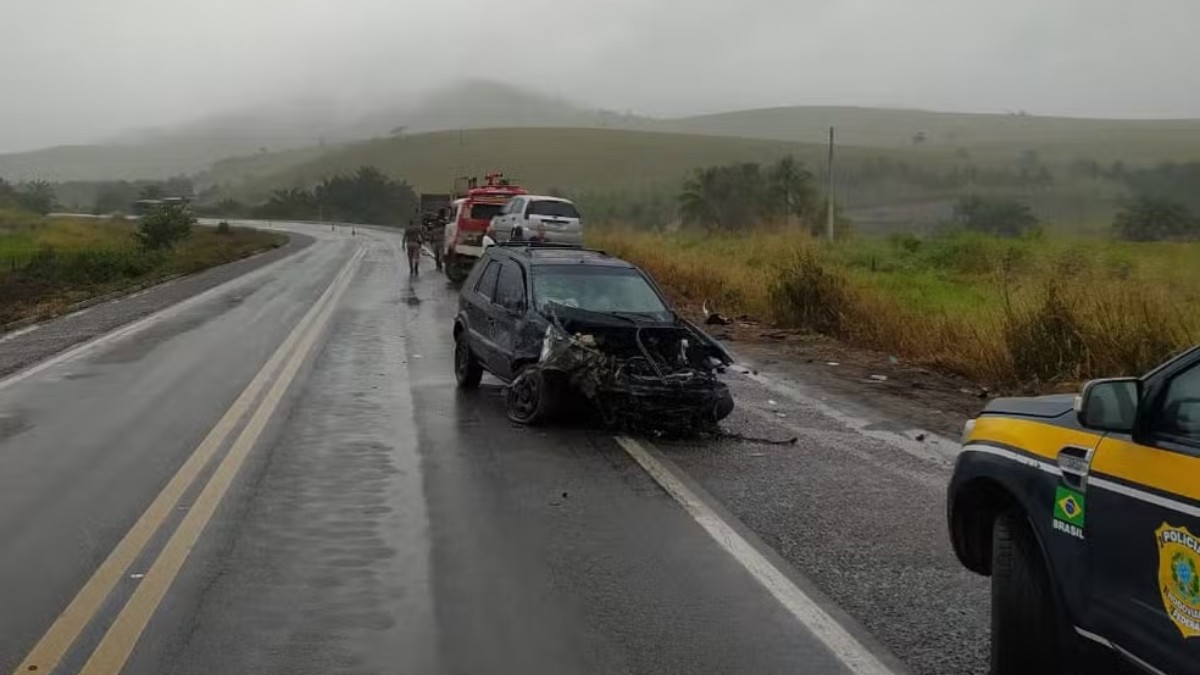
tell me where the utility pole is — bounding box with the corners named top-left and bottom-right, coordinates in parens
top-left (826, 126), bottom-right (836, 240)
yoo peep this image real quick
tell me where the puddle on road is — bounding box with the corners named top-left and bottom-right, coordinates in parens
top-left (0, 410), bottom-right (32, 442)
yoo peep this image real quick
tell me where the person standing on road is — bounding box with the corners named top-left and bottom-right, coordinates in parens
top-left (427, 208), bottom-right (447, 271)
top-left (402, 219), bottom-right (424, 276)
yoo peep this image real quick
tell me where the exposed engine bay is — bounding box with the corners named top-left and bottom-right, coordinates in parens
top-left (526, 305), bottom-right (735, 435)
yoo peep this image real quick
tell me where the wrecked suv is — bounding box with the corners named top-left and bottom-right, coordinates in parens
top-left (452, 243), bottom-right (734, 433)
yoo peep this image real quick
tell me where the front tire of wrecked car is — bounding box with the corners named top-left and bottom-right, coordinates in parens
top-left (454, 333), bottom-right (483, 389)
top-left (711, 382), bottom-right (734, 422)
top-left (507, 367), bottom-right (557, 425)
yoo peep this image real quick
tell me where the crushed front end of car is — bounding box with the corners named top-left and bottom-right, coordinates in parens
top-left (531, 307), bottom-right (734, 435)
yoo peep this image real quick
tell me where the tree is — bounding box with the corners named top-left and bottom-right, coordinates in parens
top-left (1120, 162), bottom-right (1200, 213)
top-left (18, 180), bottom-right (56, 214)
top-left (767, 155), bottom-right (818, 223)
top-left (139, 184), bottom-right (165, 200)
top-left (678, 163), bottom-right (766, 230)
top-left (1113, 196), bottom-right (1197, 241)
top-left (679, 156), bottom-right (824, 231)
top-left (215, 198), bottom-right (244, 216)
top-left (161, 175), bottom-right (194, 199)
top-left (94, 181), bottom-right (140, 214)
top-left (0, 178), bottom-right (16, 209)
top-left (953, 196), bottom-right (1039, 237)
top-left (314, 166), bottom-right (417, 225)
top-left (137, 202), bottom-right (196, 250)
top-left (254, 188), bottom-right (317, 219)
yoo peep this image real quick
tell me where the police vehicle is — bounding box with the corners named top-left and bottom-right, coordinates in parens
top-left (948, 346), bottom-right (1200, 674)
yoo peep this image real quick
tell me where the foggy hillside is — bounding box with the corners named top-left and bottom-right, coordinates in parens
top-left (0, 81), bottom-right (643, 182)
top-left (9, 79), bottom-right (1200, 184)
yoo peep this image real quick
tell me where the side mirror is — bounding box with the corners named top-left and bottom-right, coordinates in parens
top-left (1076, 377), bottom-right (1140, 433)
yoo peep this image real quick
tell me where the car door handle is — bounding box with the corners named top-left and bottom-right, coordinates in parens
top-left (1057, 446), bottom-right (1092, 489)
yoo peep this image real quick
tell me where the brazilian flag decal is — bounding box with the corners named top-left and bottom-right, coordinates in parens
top-left (1054, 486), bottom-right (1086, 527)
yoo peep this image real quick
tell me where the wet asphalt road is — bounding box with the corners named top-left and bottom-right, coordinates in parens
top-left (0, 222), bottom-right (988, 675)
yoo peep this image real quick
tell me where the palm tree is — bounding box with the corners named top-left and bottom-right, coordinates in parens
top-left (679, 167), bottom-right (721, 228)
top-left (767, 155), bottom-right (817, 225)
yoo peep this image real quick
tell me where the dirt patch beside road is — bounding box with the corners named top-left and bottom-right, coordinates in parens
top-left (694, 309), bottom-right (988, 439)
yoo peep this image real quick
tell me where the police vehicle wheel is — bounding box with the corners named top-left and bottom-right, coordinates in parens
top-left (991, 510), bottom-right (1062, 675)
top-left (454, 334), bottom-right (483, 389)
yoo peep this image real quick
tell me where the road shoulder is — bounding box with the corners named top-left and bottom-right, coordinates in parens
top-left (0, 232), bottom-right (313, 380)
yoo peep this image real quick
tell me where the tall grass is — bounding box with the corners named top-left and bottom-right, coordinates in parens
top-left (589, 227), bottom-right (1200, 389)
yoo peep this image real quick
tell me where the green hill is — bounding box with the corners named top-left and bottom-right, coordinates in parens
top-left (0, 81), bottom-right (644, 183)
top-left (222, 127), bottom-right (914, 201)
top-left (658, 106), bottom-right (1200, 163)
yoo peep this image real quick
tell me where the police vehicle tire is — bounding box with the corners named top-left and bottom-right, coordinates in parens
top-left (454, 333), bottom-right (483, 389)
top-left (991, 509), bottom-right (1062, 675)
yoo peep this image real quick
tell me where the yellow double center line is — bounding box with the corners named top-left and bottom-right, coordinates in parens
top-left (14, 246), bottom-right (364, 675)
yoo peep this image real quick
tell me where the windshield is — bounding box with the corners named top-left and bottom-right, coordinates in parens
top-left (527, 200), bottom-right (581, 219)
top-left (533, 266), bottom-right (669, 318)
top-left (468, 202), bottom-right (504, 221)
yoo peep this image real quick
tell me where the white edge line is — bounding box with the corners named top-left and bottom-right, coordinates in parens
top-left (0, 230), bottom-right (305, 392)
top-left (615, 434), bottom-right (897, 675)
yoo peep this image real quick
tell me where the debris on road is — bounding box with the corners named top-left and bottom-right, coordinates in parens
top-left (702, 300), bottom-right (732, 326)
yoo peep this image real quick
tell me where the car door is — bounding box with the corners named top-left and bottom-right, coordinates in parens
top-left (466, 260), bottom-right (502, 367)
top-left (1087, 353), bottom-right (1200, 673)
top-left (486, 260), bottom-right (528, 381)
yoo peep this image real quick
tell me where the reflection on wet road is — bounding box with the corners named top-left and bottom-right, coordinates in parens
top-left (0, 222), bottom-right (986, 675)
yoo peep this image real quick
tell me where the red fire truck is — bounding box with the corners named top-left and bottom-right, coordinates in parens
top-left (442, 172), bottom-right (528, 282)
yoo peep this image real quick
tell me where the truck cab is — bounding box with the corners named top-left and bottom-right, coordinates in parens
top-left (442, 173), bottom-right (527, 283)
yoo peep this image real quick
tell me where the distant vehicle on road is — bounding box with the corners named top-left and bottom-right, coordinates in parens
top-left (487, 195), bottom-right (583, 246)
top-left (949, 346), bottom-right (1200, 675)
top-left (452, 242), bottom-right (733, 432)
top-left (131, 197), bottom-right (188, 216)
top-left (442, 173), bottom-right (527, 283)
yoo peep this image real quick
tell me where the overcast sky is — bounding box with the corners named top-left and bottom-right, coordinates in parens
top-left (1, 0), bottom-right (1198, 152)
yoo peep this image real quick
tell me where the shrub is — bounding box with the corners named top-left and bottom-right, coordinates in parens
top-left (770, 251), bottom-right (853, 337)
top-left (1113, 196), bottom-right (1197, 241)
top-left (216, 220), bottom-right (232, 235)
top-left (137, 203), bottom-right (195, 250)
top-left (953, 195), bottom-right (1039, 238)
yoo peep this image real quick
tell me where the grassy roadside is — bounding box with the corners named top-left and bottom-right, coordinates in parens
top-left (0, 211), bottom-right (285, 326)
top-left (589, 227), bottom-right (1199, 390)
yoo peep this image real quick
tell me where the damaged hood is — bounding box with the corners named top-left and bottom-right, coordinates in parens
top-left (542, 304), bottom-right (732, 365)
top-left (534, 303), bottom-right (735, 433)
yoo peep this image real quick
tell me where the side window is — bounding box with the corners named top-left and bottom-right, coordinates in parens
top-left (474, 261), bottom-right (501, 301)
top-left (1151, 363), bottom-right (1200, 443)
top-left (494, 263), bottom-right (526, 311)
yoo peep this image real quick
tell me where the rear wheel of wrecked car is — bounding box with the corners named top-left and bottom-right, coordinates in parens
top-left (991, 509), bottom-right (1063, 675)
top-left (507, 367), bottom-right (555, 425)
top-left (454, 333), bottom-right (483, 389)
